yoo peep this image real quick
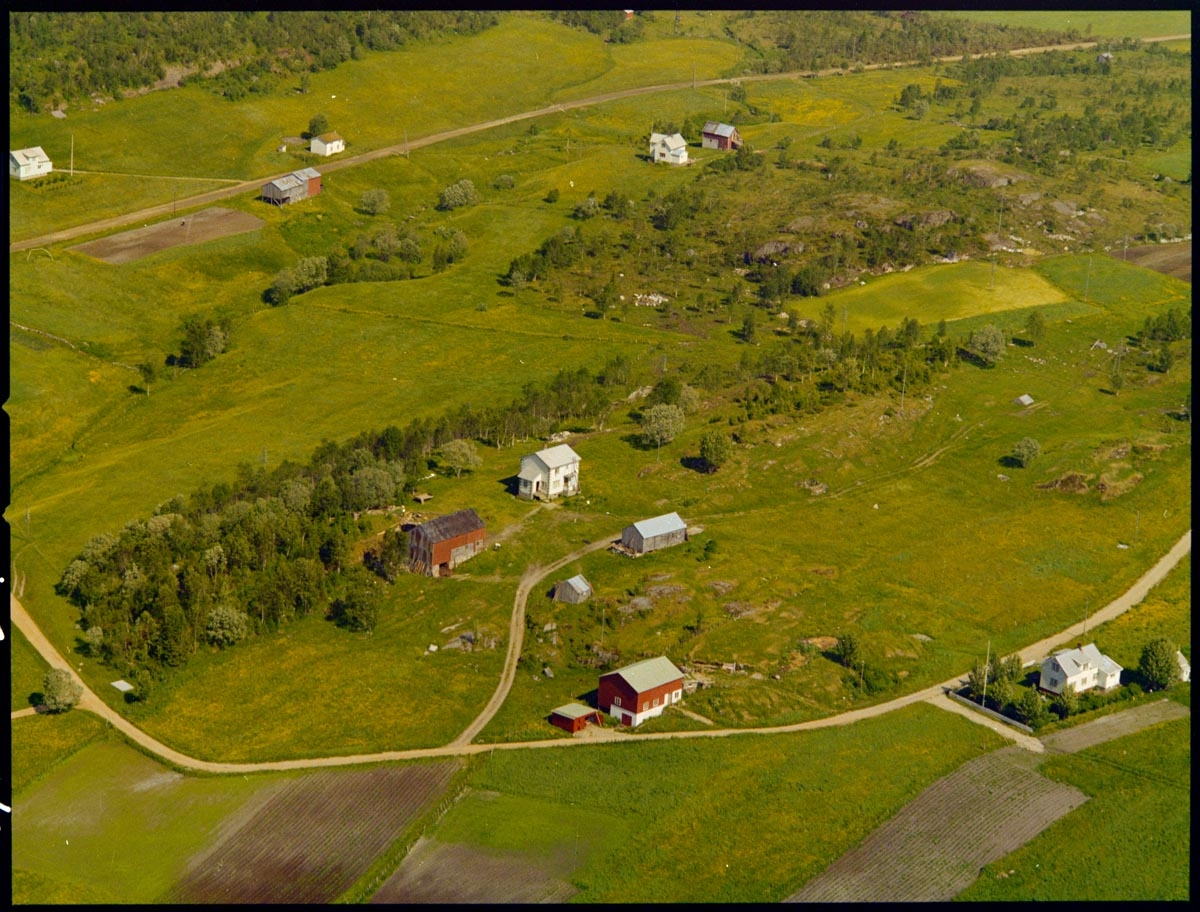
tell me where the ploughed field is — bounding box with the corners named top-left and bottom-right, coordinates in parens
top-left (162, 759), bottom-right (460, 904)
top-left (70, 207), bottom-right (264, 264)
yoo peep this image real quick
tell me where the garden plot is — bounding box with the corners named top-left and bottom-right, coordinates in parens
top-left (164, 760), bottom-right (460, 904)
top-left (71, 207), bottom-right (264, 264)
top-left (370, 836), bottom-right (578, 904)
top-left (784, 746), bottom-right (1087, 903)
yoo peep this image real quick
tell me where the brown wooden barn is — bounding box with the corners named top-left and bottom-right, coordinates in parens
top-left (407, 508), bottom-right (486, 577)
top-left (701, 121), bottom-right (743, 151)
top-left (549, 702), bottom-right (604, 733)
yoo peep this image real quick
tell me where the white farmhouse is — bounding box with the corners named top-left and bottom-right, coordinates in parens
top-left (10, 146), bottom-right (53, 180)
top-left (649, 132), bottom-right (688, 165)
top-left (1039, 643), bottom-right (1123, 695)
top-left (517, 443), bottom-right (581, 501)
top-left (310, 131), bottom-right (345, 156)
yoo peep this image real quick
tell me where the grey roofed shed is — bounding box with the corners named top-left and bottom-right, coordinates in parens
top-left (555, 574), bottom-right (592, 603)
top-left (621, 512), bottom-right (687, 554)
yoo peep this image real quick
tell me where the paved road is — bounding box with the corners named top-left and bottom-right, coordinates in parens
top-left (11, 529), bottom-right (1190, 773)
top-left (9, 33), bottom-right (1188, 254)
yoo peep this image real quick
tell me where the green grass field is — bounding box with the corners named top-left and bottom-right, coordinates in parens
top-left (942, 10), bottom-right (1192, 41)
top-left (956, 712), bottom-right (1190, 901)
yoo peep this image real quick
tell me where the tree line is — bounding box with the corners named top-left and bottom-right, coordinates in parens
top-left (59, 357), bottom-right (633, 698)
top-left (10, 11), bottom-right (499, 112)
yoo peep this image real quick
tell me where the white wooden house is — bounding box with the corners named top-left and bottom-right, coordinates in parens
top-left (310, 132), bottom-right (345, 156)
top-left (517, 444), bottom-right (580, 501)
top-left (1039, 643), bottom-right (1123, 695)
top-left (9, 146), bottom-right (53, 180)
top-left (649, 132), bottom-right (688, 165)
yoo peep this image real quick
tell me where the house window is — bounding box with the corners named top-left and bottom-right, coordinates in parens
top-left (613, 696), bottom-right (621, 707)
top-left (653, 697), bottom-right (660, 707)
top-left (642, 702), bottom-right (648, 711)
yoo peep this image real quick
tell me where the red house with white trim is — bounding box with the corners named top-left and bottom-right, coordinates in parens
top-left (599, 656), bottom-right (684, 727)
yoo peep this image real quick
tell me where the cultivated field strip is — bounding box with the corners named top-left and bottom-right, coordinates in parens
top-left (163, 760), bottom-right (460, 904)
top-left (784, 747), bottom-right (1087, 902)
top-left (1040, 699), bottom-right (1191, 755)
top-left (370, 836), bottom-right (578, 904)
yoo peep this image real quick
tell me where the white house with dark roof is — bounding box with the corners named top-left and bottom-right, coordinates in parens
top-left (649, 132), bottom-right (688, 165)
top-left (517, 444), bottom-right (580, 501)
top-left (1039, 643), bottom-right (1123, 695)
top-left (10, 146), bottom-right (52, 180)
top-left (598, 656), bottom-right (685, 726)
top-left (310, 131), bottom-right (345, 156)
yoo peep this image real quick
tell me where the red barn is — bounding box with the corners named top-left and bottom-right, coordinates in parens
top-left (599, 656), bottom-right (684, 727)
top-left (549, 703), bottom-right (604, 733)
top-left (407, 509), bottom-right (486, 577)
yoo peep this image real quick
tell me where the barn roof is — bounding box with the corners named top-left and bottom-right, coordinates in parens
top-left (1048, 643), bottom-right (1122, 678)
top-left (604, 656), bottom-right (684, 693)
top-left (293, 167), bottom-right (322, 180)
top-left (551, 702), bottom-right (600, 720)
top-left (415, 508), bottom-right (485, 543)
top-left (702, 121), bottom-right (737, 138)
top-left (266, 174), bottom-right (304, 192)
top-left (630, 511), bottom-right (686, 539)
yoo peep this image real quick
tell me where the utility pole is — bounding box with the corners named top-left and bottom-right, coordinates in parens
top-left (70, 134), bottom-right (74, 176)
top-left (981, 639), bottom-right (990, 706)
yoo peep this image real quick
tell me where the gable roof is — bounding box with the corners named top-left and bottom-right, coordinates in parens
top-left (293, 167), bottom-right (322, 180)
top-left (630, 511), bottom-right (686, 539)
top-left (1050, 643), bottom-right (1122, 678)
top-left (559, 574), bottom-right (591, 596)
top-left (604, 656), bottom-right (684, 693)
top-left (11, 146), bottom-right (50, 165)
top-left (702, 121), bottom-right (737, 138)
top-left (650, 132), bottom-right (687, 151)
top-left (266, 173), bottom-right (304, 192)
top-left (532, 443), bottom-right (580, 470)
top-left (415, 508), bottom-right (485, 543)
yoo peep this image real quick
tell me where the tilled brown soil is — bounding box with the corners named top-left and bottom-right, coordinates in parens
top-left (784, 747), bottom-right (1087, 902)
top-left (370, 836), bottom-right (578, 904)
top-left (163, 760), bottom-right (460, 904)
top-left (70, 206), bottom-right (264, 264)
top-left (1112, 240), bottom-right (1191, 283)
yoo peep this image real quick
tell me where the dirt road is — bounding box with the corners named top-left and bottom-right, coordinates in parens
top-left (10, 529), bottom-right (1190, 773)
top-left (9, 33), bottom-right (1188, 255)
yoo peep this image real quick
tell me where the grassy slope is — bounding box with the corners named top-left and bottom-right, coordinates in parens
top-left (942, 10), bottom-right (1192, 40)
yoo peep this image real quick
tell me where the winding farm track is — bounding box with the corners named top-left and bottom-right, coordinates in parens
top-left (7, 33), bottom-right (1189, 255)
top-left (9, 529), bottom-right (1191, 774)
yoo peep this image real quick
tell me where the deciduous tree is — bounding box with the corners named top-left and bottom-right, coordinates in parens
top-left (1012, 437), bottom-right (1041, 467)
top-left (1138, 636), bottom-right (1180, 691)
top-left (440, 439), bottom-right (482, 477)
top-left (41, 668), bottom-right (82, 713)
top-left (699, 429), bottom-right (732, 473)
top-left (641, 403), bottom-right (685, 452)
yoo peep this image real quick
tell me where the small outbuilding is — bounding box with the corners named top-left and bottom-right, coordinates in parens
top-left (261, 167), bottom-right (322, 205)
top-left (599, 656), bottom-right (685, 727)
top-left (518, 443), bottom-right (581, 501)
top-left (1039, 643), bottom-right (1123, 696)
top-left (408, 508), bottom-right (486, 577)
top-left (621, 512), bottom-right (687, 554)
top-left (554, 574), bottom-right (592, 604)
top-left (310, 131), bottom-right (345, 156)
top-left (10, 146), bottom-right (53, 180)
top-left (701, 121), bottom-right (743, 151)
top-left (649, 132), bottom-right (688, 165)
top-left (1014, 394), bottom-right (1035, 407)
top-left (549, 702), bottom-right (604, 733)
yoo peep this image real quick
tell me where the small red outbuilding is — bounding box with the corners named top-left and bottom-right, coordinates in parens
top-left (549, 702), bottom-right (604, 733)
